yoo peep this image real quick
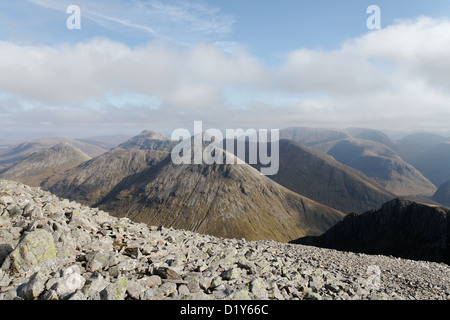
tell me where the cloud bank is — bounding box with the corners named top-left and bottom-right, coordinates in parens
top-left (1, 16), bottom-right (450, 136)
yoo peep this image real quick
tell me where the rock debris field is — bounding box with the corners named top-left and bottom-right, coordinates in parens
top-left (0, 180), bottom-right (449, 300)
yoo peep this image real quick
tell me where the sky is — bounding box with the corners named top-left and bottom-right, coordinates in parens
top-left (1, 0), bottom-right (450, 140)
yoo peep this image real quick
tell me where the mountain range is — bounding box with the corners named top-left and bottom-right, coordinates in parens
top-left (1, 126), bottom-right (450, 262)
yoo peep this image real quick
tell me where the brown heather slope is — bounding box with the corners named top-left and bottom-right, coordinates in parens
top-left (95, 150), bottom-right (344, 242)
top-left (0, 143), bottom-right (91, 187)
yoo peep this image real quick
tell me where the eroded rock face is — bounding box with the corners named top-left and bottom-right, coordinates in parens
top-left (0, 180), bottom-right (449, 301)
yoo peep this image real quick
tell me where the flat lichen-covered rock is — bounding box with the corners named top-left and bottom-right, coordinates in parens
top-left (2, 229), bottom-right (56, 275)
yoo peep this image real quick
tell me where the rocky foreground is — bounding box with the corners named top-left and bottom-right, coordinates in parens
top-left (0, 180), bottom-right (449, 300)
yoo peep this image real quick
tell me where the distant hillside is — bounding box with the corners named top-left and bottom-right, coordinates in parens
top-left (76, 134), bottom-right (131, 150)
top-left (279, 127), bottom-right (437, 196)
top-left (280, 127), bottom-right (397, 149)
top-left (0, 137), bottom-right (107, 172)
top-left (404, 142), bottom-right (450, 187)
top-left (246, 139), bottom-right (394, 214)
top-left (397, 132), bottom-right (449, 164)
top-left (292, 199), bottom-right (450, 264)
top-left (321, 139), bottom-right (436, 196)
top-left (280, 127), bottom-right (350, 146)
top-left (0, 143), bottom-right (91, 187)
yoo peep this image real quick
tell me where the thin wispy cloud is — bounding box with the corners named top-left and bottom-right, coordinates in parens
top-left (28, 0), bottom-right (236, 45)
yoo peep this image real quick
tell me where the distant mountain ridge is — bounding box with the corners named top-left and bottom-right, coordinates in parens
top-left (0, 143), bottom-right (91, 187)
top-left (281, 127), bottom-right (437, 197)
top-left (0, 137), bottom-right (109, 172)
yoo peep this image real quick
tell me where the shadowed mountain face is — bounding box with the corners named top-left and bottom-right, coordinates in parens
top-left (0, 143), bottom-right (91, 187)
top-left (95, 150), bottom-right (344, 242)
top-left (292, 199), bottom-right (450, 264)
top-left (245, 139), bottom-right (394, 214)
top-left (432, 180), bottom-right (450, 208)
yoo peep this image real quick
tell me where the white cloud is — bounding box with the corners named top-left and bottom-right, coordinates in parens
top-left (2, 16), bottom-right (450, 135)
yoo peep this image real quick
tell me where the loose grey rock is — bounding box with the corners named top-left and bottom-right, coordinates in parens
top-left (0, 180), bottom-right (449, 301)
top-left (100, 278), bottom-right (128, 300)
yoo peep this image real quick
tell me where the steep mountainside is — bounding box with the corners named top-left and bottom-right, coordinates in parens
top-left (46, 148), bottom-right (169, 206)
top-left (0, 143), bottom-right (90, 187)
top-left (322, 139), bottom-right (436, 196)
top-left (248, 139), bottom-right (394, 214)
top-left (95, 150), bottom-right (344, 242)
top-left (292, 199), bottom-right (450, 264)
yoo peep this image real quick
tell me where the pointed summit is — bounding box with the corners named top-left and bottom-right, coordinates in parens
top-left (118, 130), bottom-right (174, 151)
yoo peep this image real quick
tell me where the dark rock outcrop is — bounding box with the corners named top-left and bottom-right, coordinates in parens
top-left (292, 199), bottom-right (450, 264)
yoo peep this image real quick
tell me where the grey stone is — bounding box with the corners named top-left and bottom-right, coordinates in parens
top-left (17, 271), bottom-right (47, 300)
top-left (155, 267), bottom-right (181, 280)
top-left (221, 268), bottom-right (240, 281)
top-left (100, 278), bottom-right (128, 300)
top-left (4, 229), bottom-right (57, 275)
top-left (159, 282), bottom-right (177, 297)
top-left (250, 278), bottom-right (269, 300)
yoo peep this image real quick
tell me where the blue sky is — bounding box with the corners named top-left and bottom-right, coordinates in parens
top-left (1, 0), bottom-right (450, 139)
top-left (3, 1), bottom-right (450, 64)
